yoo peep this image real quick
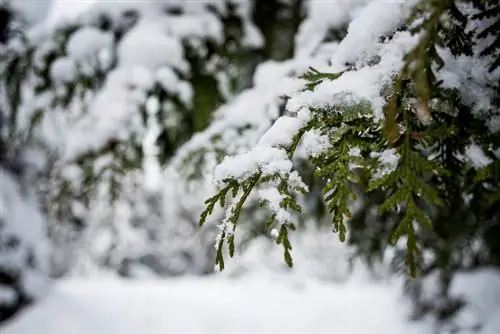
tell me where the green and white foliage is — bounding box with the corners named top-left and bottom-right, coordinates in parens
top-left (168, 0), bottom-right (369, 275)
top-left (197, 0), bottom-right (500, 325)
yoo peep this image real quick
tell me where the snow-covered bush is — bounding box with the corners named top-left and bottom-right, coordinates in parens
top-left (0, 1), bottom-right (49, 322)
top-left (3, 0), bottom-right (270, 277)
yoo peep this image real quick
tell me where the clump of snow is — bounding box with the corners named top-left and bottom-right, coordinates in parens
top-left (298, 129), bottom-right (329, 158)
top-left (214, 147), bottom-right (292, 184)
top-left (329, 0), bottom-right (417, 70)
top-left (296, 0), bottom-right (367, 58)
top-left (66, 27), bottom-right (113, 63)
top-left (488, 116), bottom-right (500, 134)
top-left (437, 49), bottom-right (499, 119)
top-left (258, 187), bottom-right (292, 224)
top-left (464, 144), bottom-right (493, 169)
top-left (212, 105), bottom-right (310, 185)
top-left (349, 147), bottom-right (362, 157)
top-left (118, 22), bottom-right (188, 74)
top-left (286, 31), bottom-right (419, 120)
top-left (50, 57), bottom-right (77, 84)
top-left (155, 67), bottom-right (193, 106)
top-left (371, 149), bottom-right (400, 180)
top-left (257, 115), bottom-right (304, 148)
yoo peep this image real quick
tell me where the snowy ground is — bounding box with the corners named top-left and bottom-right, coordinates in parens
top-left (3, 276), bottom-right (431, 334)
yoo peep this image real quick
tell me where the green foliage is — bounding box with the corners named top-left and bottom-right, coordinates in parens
top-left (199, 119), bottom-right (311, 267)
top-left (473, 1), bottom-right (500, 72)
top-left (200, 83), bottom-right (381, 270)
top-left (299, 67), bottom-right (346, 92)
top-left (199, 0), bottom-right (500, 282)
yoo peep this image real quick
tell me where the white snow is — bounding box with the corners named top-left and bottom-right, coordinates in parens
top-left (117, 22), bottom-right (188, 73)
top-left (214, 146), bottom-right (292, 184)
top-left (328, 0), bottom-right (417, 70)
top-left (371, 149), bottom-right (401, 180)
top-left (0, 169), bottom-right (49, 304)
top-left (258, 187), bottom-right (292, 223)
top-left (299, 130), bottom-right (329, 158)
top-left (156, 67), bottom-right (193, 106)
top-left (464, 144), bottom-right (493, 169)
top-left (448, 269), bottom-right (500, 334)
top-left (50, 57), bottom-right (77, 84)
top-left (286, 31), bottom-right (419, 120)
top-left (66, 27), bottom-right (113, 63)
top-left (3, 276), bottom-right (431, 334)
top-left (47, 0), bottom-right (98, 26)
top-left (11, 0), bottom-right (53, 25)
top-left (296, 0), bottom-right (366, 58)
